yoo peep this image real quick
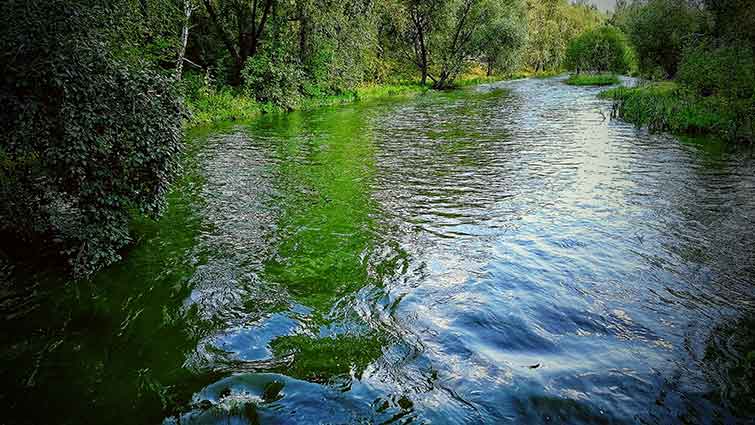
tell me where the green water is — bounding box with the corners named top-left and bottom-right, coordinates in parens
top-left (1, 78), bottom-right (754, 424)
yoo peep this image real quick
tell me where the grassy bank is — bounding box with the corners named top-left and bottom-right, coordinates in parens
top-left (566, 73), bottom-right (620, 86)
top-left (184, 71), bottom-right (564, 129)
top-left (599, 82), bottom-right (754, 142)
top-left (184, 82), bottom-right (427, 128)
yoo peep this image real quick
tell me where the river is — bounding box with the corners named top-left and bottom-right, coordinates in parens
top-left (1, 77), bottom-right (754, 424)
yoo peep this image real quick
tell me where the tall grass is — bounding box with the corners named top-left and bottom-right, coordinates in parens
top-left (566, 74), bottom-right (620, 86)
top-left (599, 82), bottom-right (753, 141)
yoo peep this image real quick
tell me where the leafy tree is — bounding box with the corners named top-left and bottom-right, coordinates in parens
top-left (620, 0), bottom-right (705, 78)
top-left (0, 0), bottom-right (183, 276)
top-left (524, 0), bottom-right (603, 72)
top-left (678, 40), bottom-right (754, 99)
top-left (565, 25), bottom-right (635, 74)
top-left (384, 0), bottom-right (525, 88)
top-left (475, 0), bottom-right (528, 76)
top-left (431, 0), bottom-right (504, 88)
top-left (201, 0), bottom-right (276, 85)
top-left (703, 0), bottom-right (755, 47)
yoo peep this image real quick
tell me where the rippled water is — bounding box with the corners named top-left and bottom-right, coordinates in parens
top-left (2, 77), bottom-right (754, 424)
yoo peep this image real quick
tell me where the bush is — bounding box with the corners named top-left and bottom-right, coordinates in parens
top-left (0, 0), bottom-right (183, 276)
top-left (242, 47), bottom-right (304, 110)
top-left (678, 41), bottom-right (755, 100)
top-left (565, 26), bottom-right (636, 74)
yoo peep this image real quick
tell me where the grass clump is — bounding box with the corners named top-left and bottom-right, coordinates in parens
top-left (185, 88), bottom-right (263, 128)
top-left (566, 73), bottom-right (620, 86)
top-left (599, 82), bottom-right (753, 141)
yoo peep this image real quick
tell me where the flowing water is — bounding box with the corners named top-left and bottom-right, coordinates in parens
top-left (2, 77), bottom-right (755, 424)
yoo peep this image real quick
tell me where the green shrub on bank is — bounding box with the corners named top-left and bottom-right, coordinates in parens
top-left (678, 41), bottom-right (755, 100)
top-left (565, 74), bottom-right (620, 86)
top-left (599, 83), bottom-right (753, 141)
top-left (565, 26), bottom-right (636, 74)
top-left (183, 78), bottom-right (427, 128)
top-left (0, 0), bottom-right (183, 276)
top-left (242, 47), bottom-right (304, 110)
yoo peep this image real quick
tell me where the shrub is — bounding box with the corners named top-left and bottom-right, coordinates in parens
top-left (678, 41), bottom-right (755, 100)
top-left (242, 47), bottom-right (304, 110)
top-left (0, 0), bottom-right (183, 276)
top-left (565, 26), bottom-right (636, 74)
top-left (599, 83), bottom-right (753, 141)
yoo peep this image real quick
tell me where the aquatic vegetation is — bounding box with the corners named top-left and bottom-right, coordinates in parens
top-left (599, 83), bottom-right (753, 141)
top-left (565, 74), bottom-right (620, 86)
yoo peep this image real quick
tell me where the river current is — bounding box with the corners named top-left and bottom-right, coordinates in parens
top-left (1, 77), bottom-right (754, 424)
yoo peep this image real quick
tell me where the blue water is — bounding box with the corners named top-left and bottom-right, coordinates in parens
top-left (2, 77), bottom-right (754, 424)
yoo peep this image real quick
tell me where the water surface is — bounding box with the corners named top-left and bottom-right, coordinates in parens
top-left (1, 77), bottom-right (754, 424)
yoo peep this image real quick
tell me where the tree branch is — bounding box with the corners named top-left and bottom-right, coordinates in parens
top-left (202, 0), bottom-right (241, 62)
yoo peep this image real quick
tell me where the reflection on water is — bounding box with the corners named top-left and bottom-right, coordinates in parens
top-left (1, 77), bottom-right (754, 424)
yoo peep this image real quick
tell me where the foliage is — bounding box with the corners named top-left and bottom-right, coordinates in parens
top-left (477, 0), bottom-right (528, 76)
top-left (524, 0), bottom-right (604, 72)
top-left (599, 83), bottom-right (753, 141)
top-left (242, 46), bottom-right (304, 110)
top-left (678, 40), bottom-right (755, 100)
top-left (564, 26), bottom-right (635, 74)
top-left (565, 73), bottom-right (620, 86)
top-left (608, 0), bottom-right (754, 142)
top-left (0, 0), bottom-right (183, 276)
top-left (615, 0), bottom-right (704, 78)
top-left (185, 87), bottom-right (263, 127)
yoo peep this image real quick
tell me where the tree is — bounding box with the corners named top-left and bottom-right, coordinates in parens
top-left (201, 0), bottom-right (276, 85)
top-left (524, 0), bottom-right (603, 72)
top-left (621, 0), bottom-right (704, 78)
top-left (477, 0), bottom-right (527, 76)
top-left (0, 0), bottom-right (184, 276)
top-left (385, 0), bottom-right (446, 86)
top-left (386, 0), bottom-right (524, 88)
top-left (565, 25), bottom-right (635, 74)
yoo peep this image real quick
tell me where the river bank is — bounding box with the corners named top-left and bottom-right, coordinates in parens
top-left (184, 71), bottom-right (557, 128)
top-left (599, 82), bottom-right (754, 143)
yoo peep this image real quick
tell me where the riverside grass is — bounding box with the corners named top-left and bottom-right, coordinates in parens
top-left (185, 82), bottom-right (427, 128)
top-left (599, 82), bottom-right (753, 141)
top-left (185, 71), bottom-right (563, 128)
top-left (566, 73), bottom-right (620, 86)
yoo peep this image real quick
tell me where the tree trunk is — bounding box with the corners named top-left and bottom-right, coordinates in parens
top-left (175, 0), bottom-right (192, 81)
top-left (433, 71), bottom-right (450, 90)
top-left (416, 14), bottom-right (429, 86)
top-left (230, 59), bottom-right (244, 86)
top-left (486, 60), bottom-right (493, 77)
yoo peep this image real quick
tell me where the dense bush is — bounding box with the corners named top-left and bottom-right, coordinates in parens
top-left (565, 25), bottom-right (635, 74)
top-left (678, 41), bottom-right (755, 100)
top-left (0, 0), bottom-right (183, 276)
top-left (242, 47), bottom-right (304, 110)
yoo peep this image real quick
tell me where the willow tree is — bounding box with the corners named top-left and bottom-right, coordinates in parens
top-left (477, 0), bottom-right (527, 76)
top-left (386, 0), bottom-right (523, 88)
top-left (524, 0), bottom-right (603, 72)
